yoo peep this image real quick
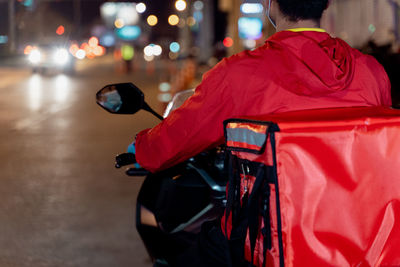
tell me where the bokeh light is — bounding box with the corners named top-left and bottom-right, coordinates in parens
top-left (158, 93), bottom-right (172, 103)
top-left (136, 2), bottom-right (146, 13)
top-left (144, 44), bottom-right (162, 57)
top-left (168, 14), bottom-right (180, 26)
top-left (159, 82), bottom-right (171, 92)
top-left (121, 45), bottom-right (134, 61)
top-left (187, 17), bottom-right (196, 27)
top-left (169, 52), bottom-right (179, 60)
top-left (194, 1), bottom-right (204, 10)
top-left (223, 37), bottom-right (233, 48)
top-left (147, 15), bottom-right (158, 26)
top-left (75, 49), bottom-right (86, 60)
top-left (114, 18), bottom-right (124, 28)
top-left (178, 18), bottom-right (186, 28)
top-left (144, 45), bottom-right (153, 56)
top-left (243, 39), bottom-right (256, 49)
top-left (169, 42), bottom-right (180, 53)
top-left (175, 0), bottom-right (187, 11)
top-left (56, 25), bottom-right (65, 35)
top-left (153, 45), bottom-right (162, 56)
top-left (144, 54), bottom-right (155, 62)
top-left (24, 45), bottom-right (34, 55)
top-left (88, 36), bottom-right (99, 47)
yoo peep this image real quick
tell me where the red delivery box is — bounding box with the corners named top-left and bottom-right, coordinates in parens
top-left (222, 107), bottom-right (400, 267)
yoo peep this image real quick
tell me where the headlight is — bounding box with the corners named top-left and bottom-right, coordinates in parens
top-left (28, 49), bottom-right (41, 64)
top-left (53, 48), bottom-right (70, 65)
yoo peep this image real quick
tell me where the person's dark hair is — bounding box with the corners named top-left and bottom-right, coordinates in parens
top-left (276, 0), bottom-right (329, 22)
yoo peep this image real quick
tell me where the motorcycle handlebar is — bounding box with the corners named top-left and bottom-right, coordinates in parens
top-left (126, 168), bottom-right (149, 176)
top-left (115, 153), bottom-right (136, 168)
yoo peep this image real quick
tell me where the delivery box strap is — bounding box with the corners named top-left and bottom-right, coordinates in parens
top-left (224, 155), bottom-right (275, 267)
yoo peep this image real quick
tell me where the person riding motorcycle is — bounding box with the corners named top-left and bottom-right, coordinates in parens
top-left (131, 0), bottom-right (391, 265)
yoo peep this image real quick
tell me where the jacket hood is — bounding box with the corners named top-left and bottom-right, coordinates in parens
top-left (267, 30), bottom-right (356, 96)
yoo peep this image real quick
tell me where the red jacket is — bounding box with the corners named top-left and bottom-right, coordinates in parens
top-left (135, 30), bottom-right (391, 173)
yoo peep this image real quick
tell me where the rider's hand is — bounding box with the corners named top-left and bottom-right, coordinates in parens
top-left (127, 141), bottom-right (141, 168)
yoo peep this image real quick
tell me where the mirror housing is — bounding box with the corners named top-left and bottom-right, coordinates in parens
top-left (96, 83), bottom-right (144, 114)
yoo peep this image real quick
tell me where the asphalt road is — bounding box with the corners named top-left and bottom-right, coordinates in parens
top-left (0, 56), bottom-right (165, 267)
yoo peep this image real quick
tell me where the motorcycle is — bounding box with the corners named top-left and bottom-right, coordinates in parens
top-left (96, 83), bottom-right (228, 266)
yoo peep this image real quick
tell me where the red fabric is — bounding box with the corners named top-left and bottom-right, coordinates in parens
top-left (135, 30), bottom-right (391, 173)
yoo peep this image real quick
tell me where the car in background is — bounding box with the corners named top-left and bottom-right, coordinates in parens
top-left (26, 43), bottom-right (76, 74)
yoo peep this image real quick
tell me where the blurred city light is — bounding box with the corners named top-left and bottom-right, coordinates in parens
top-left (193, 1), bottom-right (204, 10)
top-left (20, 0), bottom-right (33, 7)
top-left (168, 15), bottom-right (180, 26)
top-left (223, 37), bottom-right (233, 47)
top-left (240, 3), bottom-right (264, 14)
top-left (136, 3), bottom-right (146, 13)
top-left (56, 25), bottom-right (65, 35)
top-left (168, 52), bottom-right (178, 60)
top-left (175, 0), bottom-right (187, 11)
top-left (144, 44), bottom-right (162, 56)
top-left (369, 24), bottom-right (376, 33)
top-left (53, 48), bottom-right (70, 66)
top-left (81, 41), bottom-right (105, 59)
top-left (69, 43), bottom-right (79, 55)
top-left (117, 3), bottom-right (139, 25)
top-left (101, 2), bottom-right (139, 27)
top-left (243, 39), bottom-right (256, 49)
top-left (121, 45), bottom-right (134, 60)
top-left (193, 11), bottom-right (203, 22)
top-left (24, 45), bottom-right (34, 55)
top-left (144, 45), bottom-right (153, 56)
top-left (88, 37), bottom-right (99, 47)
top-left (116, 25), bottom-right (141, 40)
top-left (159, 82), bottom-right (171, 92)
top-left (114, 18), bottom-right (125, 28)
top-left (147, 15), bottom-right (158, 26)
top-left (28, 48), bottom-right (41, 64)
top-left (238, 17), bottom-right (263, 40)
top-left (0, 35), bottom-right (8, 44)
top-left (94, 46), bottom-right (105, 57)
top-left (100, 32), bottom-right (116, 47)
top-left (153, 45), bottom-right (162, 56)
top-left (187, 17), bottom-right (196, 27)
top-left (169, 42), bottom-right (180, 53)
top-left (101, 3), bottom-right (117, 17)
top-left (169, 52), bottom-right (179, 60)
top-left (144, 54), bottom-right (155, 62)
top-left (75, 49), bottom-right (86, 60)
top-left (158, 93), bottom-right (172, 103)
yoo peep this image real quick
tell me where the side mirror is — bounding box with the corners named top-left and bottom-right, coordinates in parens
top-left (96, 83), bottom-right (144, 114)
top-left (96, 82), bottom-right (164, 120)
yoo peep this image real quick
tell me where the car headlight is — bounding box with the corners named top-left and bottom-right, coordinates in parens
top-left (53, 48), bottom-right (70, 65)
top-left (28, 49), bottom-right (41, 64)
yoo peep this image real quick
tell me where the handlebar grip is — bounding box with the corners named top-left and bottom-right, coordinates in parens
top-left (126, 168), bottom-right (149, 176)
top-left (115, 153), bottom-right (136, 168)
